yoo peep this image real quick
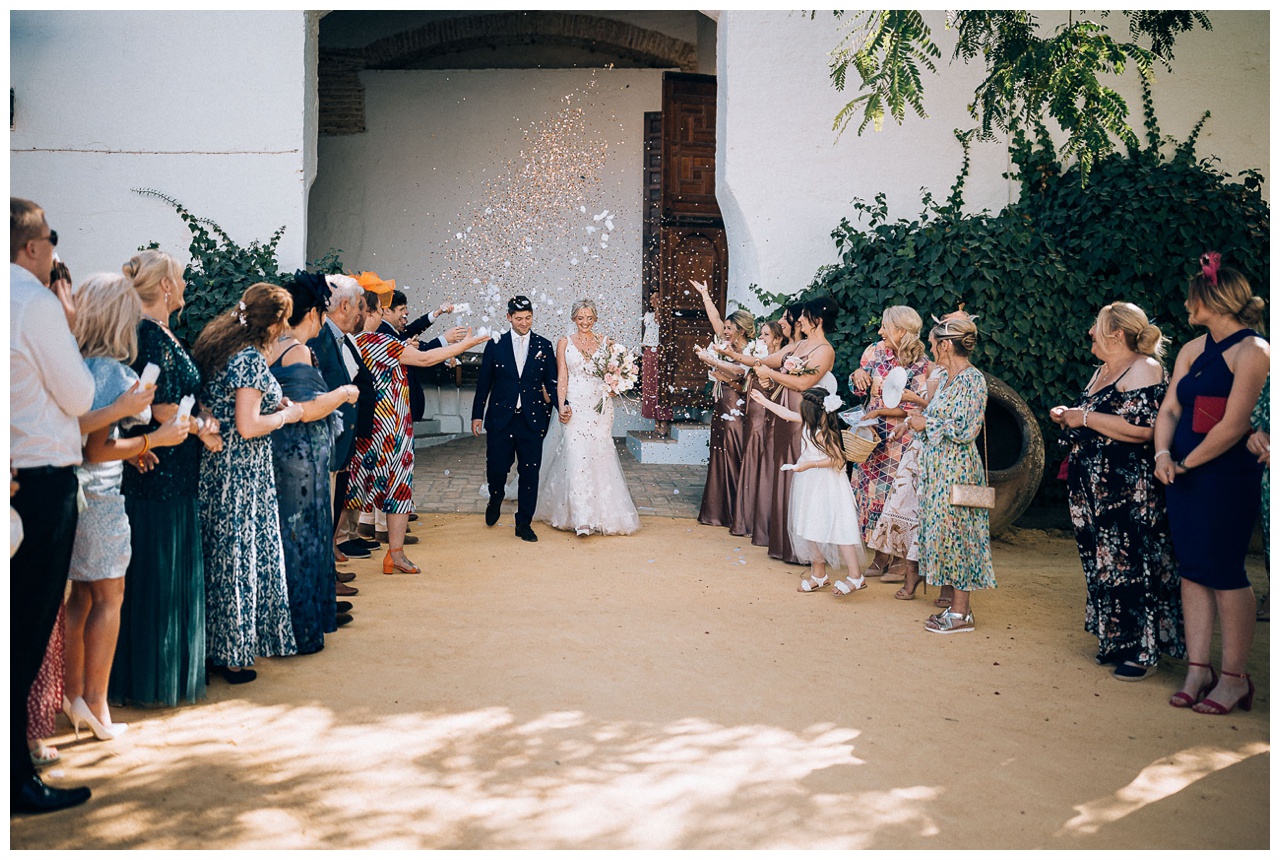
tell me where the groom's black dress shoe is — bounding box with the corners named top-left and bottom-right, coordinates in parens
top-left (12, 775), bottom-right (91, 814)
top-left (485, 498), bottom-right (502, 527)
top-left (515, 523), bottom-right (538, 542)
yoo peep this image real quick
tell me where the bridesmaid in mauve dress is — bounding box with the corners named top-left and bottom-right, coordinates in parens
top-left (731, 321), bottom-right (790, 538)
top-left (750, 299), bottom-right (839, 564)
top-left (691, 280), bottom-right (757, 529)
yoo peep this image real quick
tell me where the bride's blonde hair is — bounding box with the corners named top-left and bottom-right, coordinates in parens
top-left (571, 299), bottom-right (598, 321)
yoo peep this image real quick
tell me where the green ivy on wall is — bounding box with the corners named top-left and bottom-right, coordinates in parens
top-left (135, 188), bottom-right (344, 345)
top-left (755, 85), bottom-right (1268, 503)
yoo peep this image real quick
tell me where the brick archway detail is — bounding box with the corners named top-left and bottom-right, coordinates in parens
top-left (320, 12), bottom-right (697, 135)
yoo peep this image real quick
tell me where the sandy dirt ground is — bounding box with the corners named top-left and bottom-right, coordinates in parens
top-left (11, 517), bottom-right (1268, 850)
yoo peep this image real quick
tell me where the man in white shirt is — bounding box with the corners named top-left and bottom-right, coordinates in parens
top-left (9, 197), bottom-right (95, 814)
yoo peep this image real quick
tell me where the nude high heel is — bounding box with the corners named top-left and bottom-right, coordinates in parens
top-left (68, 696), bottom-right (128, 741)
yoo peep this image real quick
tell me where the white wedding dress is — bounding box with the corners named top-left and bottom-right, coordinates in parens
top-left (535, 339), bottom-right (641, 535)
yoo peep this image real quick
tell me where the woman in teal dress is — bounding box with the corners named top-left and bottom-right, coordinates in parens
top-left (112, 250), bottom-right (223, 708)
top-left (193, 283), bottom-right (305, 683)
top-left (903, 314), bottom-right (995, 634)
top-left (270, 273), bottom-right (359, 654)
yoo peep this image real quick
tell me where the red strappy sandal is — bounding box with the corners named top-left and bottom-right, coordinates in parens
top-left (1193, 671), bottom-right (1255, 715)
top-left (1168, 662), bottom-right (1217, 708)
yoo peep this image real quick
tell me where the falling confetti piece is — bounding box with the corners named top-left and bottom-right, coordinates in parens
top-left (444, 470), bottom-right (451, 476)
top-left (673, 489), bottom-right (680, 495)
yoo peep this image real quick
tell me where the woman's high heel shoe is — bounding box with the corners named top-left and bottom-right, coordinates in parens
top-left (894, 566), bottom-right (925, 601)
top-left (62, 695), bottom-right (75, 724)
top-left (1193, 670), bottom-right (1255, 715)
top-left (68, 696), bottom-right (128, 741)
top-left (1169, 662), bottom-right (1218, 708)
top-left (383, 551), bottom-right (421, 575)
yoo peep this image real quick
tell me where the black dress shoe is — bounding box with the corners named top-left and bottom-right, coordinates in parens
top-left (336, 571), bottom-right (356, 583)
top-left (355, 537), bottom-right (381, 550)
top-left (336, 540), bottom-right (371, 559)
top-left (515, 523), bottom-right (538, 542)
top-left (336, 601), bottom-right (353, 614)
top-left (211, 665), bottom-right (257, 684)
top-left (485, 498), bottom-right (502, 527)
top-left (408, 512), bottom-right (419, 521)
top-left (336, 612), bottom-right (353, 627)
top-left (12, 775), bottom-right (91, 815)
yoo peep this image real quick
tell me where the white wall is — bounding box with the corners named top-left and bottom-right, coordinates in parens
top-left (717, 10), bottom-right (1270, 310)
top-left (308, 68), bottom-right (664, 345)
top-left (10, 11), bottom-right (311, 278)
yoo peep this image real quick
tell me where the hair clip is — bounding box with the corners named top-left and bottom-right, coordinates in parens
top-left (1200, 251), bottom-right (1221, 286)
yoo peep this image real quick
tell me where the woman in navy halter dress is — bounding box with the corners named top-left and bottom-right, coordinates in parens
top-left (1155, 256), bottom-right (1268, 716)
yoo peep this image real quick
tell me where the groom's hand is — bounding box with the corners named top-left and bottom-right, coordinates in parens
top-left (471, 419), bottom-right (483, 437)
top-left (559, 404), bottom-right (572, 423)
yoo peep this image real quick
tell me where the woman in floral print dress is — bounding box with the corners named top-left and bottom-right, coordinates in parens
top-left (1052, 303), bottom-right (1183, 681)
top-left (904, 314), bottom-right (995, 634)
top-left (193, 284), bottom-right (305, 683)
top-left (849, 306), bottom-right (931, 581)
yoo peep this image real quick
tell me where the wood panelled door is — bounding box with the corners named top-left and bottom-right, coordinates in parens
top-left (653, 72), bottom-right (727, 415)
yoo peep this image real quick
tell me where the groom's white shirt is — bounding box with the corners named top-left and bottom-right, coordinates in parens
top-left (512, 330), bottom-right (530, 408)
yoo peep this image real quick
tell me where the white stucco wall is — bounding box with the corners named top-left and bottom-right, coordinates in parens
top-left (10, 11), bottom-right (311, 277)
top-left (717, 10), bottom-right (1270, 309)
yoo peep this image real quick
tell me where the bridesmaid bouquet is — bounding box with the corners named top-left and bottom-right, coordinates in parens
top-left (781, 354), bottom-right (819, 377)
top-left (588, 339), bottom-right (640, 413)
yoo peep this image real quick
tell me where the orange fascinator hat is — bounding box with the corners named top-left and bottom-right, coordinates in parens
top-left (355, 271), bottom-right (395, 308)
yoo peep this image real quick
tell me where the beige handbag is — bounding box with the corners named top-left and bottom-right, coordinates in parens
top-left (950, 421), bottom-right (995, 509)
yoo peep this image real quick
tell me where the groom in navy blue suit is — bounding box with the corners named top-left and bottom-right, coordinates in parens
top-left (471, 296), bottom-right (559, 542)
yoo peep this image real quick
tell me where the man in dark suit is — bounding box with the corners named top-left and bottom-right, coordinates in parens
top-left (470, 295), bottom-right (558, 542)
top-left (307, 274), bottom-right (376, 602)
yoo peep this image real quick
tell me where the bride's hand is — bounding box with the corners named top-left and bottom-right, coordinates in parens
top-left (559, 404), bottom-right (572, 424)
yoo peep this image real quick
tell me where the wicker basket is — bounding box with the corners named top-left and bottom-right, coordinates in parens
top-left (842, 426), bottom-right (878, 464)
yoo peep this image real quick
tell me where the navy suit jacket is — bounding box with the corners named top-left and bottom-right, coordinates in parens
top-left (308, 322), bottom-right (374, 470)
top-left (470, 331), bottom-right (558, 437)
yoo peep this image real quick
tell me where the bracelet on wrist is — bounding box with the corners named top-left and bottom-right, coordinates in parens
top-left (1082, 409), bottom-right (1090, 428)
top-left (1154, 450), bottom-right (1170, 460)
top-left (140, 433), bottom-right (151, 456)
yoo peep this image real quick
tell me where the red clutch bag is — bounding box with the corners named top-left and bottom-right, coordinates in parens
top-left (1191, 395), bottom-right (1228, 434)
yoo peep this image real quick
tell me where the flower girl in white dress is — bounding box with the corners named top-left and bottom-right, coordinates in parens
top-left (750, 385), bottom-right (866, 594)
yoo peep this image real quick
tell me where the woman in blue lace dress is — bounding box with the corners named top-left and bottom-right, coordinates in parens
top-left (1155, 255), bottom-right (1268, 715)
top-left (193, 283), bottom-right (305, 683)
top-left (269, 273), bottom-right (359, 654)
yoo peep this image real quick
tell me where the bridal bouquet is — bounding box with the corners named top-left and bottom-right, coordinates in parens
top-left (588, 339), bottom-right (640, 414)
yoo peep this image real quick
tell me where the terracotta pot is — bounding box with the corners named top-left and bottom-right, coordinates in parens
top-left (981, 371), bottom-right (1045, 536)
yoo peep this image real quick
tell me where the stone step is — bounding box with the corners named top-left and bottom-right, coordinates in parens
top-left (626, 423), bottom-right (710, 465)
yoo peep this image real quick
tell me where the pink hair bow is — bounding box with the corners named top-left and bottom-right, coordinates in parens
top-left (1200, 251), bottom-right (1221, 286)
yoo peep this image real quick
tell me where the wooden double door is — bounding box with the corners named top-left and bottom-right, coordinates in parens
top-left (643, 72), bottom-right (728, 415)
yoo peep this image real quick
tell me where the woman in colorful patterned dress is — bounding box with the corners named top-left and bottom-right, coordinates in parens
top-left (692, 278), bottom-right (756, 529)
top-left (269, 273), bottom-right (360, 654)
top-left (347, 299), bottom-right (486, 574)
top-left (112, 250), bottom-right (224, 708)
top-left (903, 314), bottom-right (995, 633)
top-left (1155, 256), bottom-right (1268, 715)
top-left (849, 306), bottom-right (931, 581)
top-left (1245, 385), bottom-right (1269, 621)
top-left (1051, 302), bottom-right (1182, 681)
top-left (193, 283), bottom-right (305, 683)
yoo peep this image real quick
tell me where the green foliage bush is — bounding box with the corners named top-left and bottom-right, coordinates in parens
top-left (135, 188), bottom-right (344, 345)
top-left (756, 91), bottom-right (1268, 503)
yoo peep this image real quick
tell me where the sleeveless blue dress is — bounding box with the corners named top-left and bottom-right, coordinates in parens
top-left (1164, 328), bottom-right (1264, 590)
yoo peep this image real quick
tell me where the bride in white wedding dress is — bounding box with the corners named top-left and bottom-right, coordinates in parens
top-left (536, 299), bottom-right (641, 536)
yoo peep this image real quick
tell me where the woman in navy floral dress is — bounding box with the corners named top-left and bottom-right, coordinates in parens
top-left (193, 283), bottom-right (305, 683)
top-left (1052, 303), bottom-right (1183, 681)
